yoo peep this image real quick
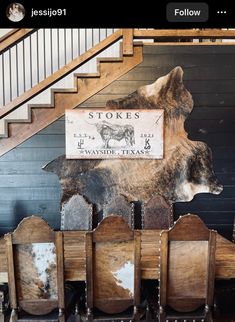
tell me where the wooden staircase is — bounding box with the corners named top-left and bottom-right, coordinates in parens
top-left (2, 28), bottom-right (233, 158)
top-left (0, 30), bottom-right (143, 157)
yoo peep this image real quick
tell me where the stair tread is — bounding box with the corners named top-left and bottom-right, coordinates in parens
top-left (73, 73), bottom-right (100, 78)
top-left (97, 57), bottom-right (123, 62)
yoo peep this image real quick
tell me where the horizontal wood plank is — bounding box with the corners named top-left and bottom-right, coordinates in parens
top-left (0, 202), bottom-right (59, 222)
top-left (185, 119), bottom-right (235, 135)
top-left (139, 53), bottom-right (235, 68)
top-left (174, 199), bottom-right (235, 212)
top-left (141, 269), bottom-right (159, 280)
top-left (38, 120), bottom-right (65, 135)
top-left (143, 45), bottom-right (235, 54)
top-left (0, 188), bottom-right (60, 201)
top-left (99, 79), bottom-right (235, 95)
top-left (216, 235), bottom-right (235, 278)
top-left (76, 93), bottom-right (235, 108)
top-left (211, 147), bottom-right (235, 161)
top-left (63, 231), bottom-right (86, 281)
top-left (18, 135), bottom-right (65, 148)
top-left (134, 29), bottom-right (235, 39)
top-left (0, 174), bottom-right (59, 188)
top-left (120, 65), bottom-right (235, 81)
top-left (0, 147), bottom-right (64, 162)
top-left (0, 161), bottom-right (49, 175)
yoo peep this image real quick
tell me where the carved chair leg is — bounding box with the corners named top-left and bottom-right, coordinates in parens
top-left (213, 296), bottom-right (220, 320)
top-left (86, 308), bottom-right (93, 322)
top-left (206, 310), bottom-right (213, 322)
top-left (159, 305), bottom-right (166, 322)
top-left (58, 308), bottom-right (65, 322)
top-left (10, 309), bottom-right (18, 322)
top-left (74, 303), bottom-right (81, 322)
top-left (133, 305), bottom-right (140, 322)
top-left (204, 304), bottom-right (213, 322)
top-left (0, 312), bottom-right (7, 322)
top-left (146, 305), bottom-right (152, 322)
top-left (75, 314), bottom-right (81, 322)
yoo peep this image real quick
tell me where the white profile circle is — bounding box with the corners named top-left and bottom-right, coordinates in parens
top-left (7, 3), bottom-right (25, 22)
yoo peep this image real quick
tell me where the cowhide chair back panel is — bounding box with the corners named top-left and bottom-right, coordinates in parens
top-left (159, 214), bottom-right (216, 322)
top-left (103, 195), bottom-right (134, 229)
top-left (5, 216), bottom-right (65, 322)
top-left (61, 194), bottom-right (93, 230)
top-left (142, 195), bottom-right (173, 229)
top-left (86, 215), bottom-right (141, 321)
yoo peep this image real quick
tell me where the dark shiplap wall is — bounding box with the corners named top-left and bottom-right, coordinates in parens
top-left (0, 44), bottom-right (235, 239)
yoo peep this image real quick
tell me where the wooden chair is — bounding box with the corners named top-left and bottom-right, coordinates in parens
top-left (159, 214), bottom-right (217, 322)
top-left (103, 195), bottom-right (134, 228)
top-left (86, 215), bottom-right (141, 321)
top-left (5, 216), bottom-right (65, 322)
top-left (142, 195), bottom-right (174, 230)
top-left (61, 194), bottom-right (93, 230)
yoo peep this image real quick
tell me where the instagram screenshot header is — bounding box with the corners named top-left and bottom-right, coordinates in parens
top-left (0, 1), bottom-right (234, 27)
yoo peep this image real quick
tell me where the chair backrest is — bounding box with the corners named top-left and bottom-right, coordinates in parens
top-left (142, 194), bottom-right (173, 229)
top-left (5, 216), bottom-right (64, 316)
top-left (103, 195), bottom-right (134, 228)
top-left (160, 214), bottom-right (216, 313)
top-left (61, 194), bottom-right (93, 230)
top-left (86, 215), bottom-right (141, 314)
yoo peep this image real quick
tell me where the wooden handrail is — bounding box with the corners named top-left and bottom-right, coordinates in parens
top-left (0, 28), bottom-right (36, 54)
top-left (0, 29), bottom-right (123, 119)
top-left (0, 29), bottom-right (19, 42)
top-left (133, 29), bottom-right (235, 39)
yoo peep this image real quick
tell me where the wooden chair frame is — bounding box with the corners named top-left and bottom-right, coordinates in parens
top-left (86, 215), bottom-right (141, 321)
top-left (159, 214), bottom-right (216, 322)
top-left (5, 216), bottom-right (65, 322)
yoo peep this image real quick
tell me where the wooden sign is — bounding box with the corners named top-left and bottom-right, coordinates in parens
top-left (65, 109), bottom-right (164, 159)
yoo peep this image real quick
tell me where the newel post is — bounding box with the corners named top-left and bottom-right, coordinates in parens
top-left (122, 28), bottom-right (134, 55)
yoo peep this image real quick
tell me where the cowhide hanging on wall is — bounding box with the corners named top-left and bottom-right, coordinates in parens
top-left (43, 66), bottom-right (223, 214)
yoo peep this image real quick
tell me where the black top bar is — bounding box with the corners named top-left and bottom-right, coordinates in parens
top-left (0, 0), bottom-right (234, 28)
